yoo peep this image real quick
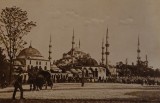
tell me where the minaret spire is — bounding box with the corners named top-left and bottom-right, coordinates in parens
top-left (48, 34), bottom-right (52, 61)
top-left (146, 55), bottom-right (148, 61)
top-left (126, 58), bottom-right (128, 65)
top-left (137, 35), bottom-right (141, 65)
top-left (105, 28), bottom-right (110, 67)
top-left (71, 28), bottom-right (75, 67)
top-left (72, 28), bottom-right (75, 52)
top-left (145, 54), bottom-right (148, 67)
top-left (101, 38), bottom-right (105, 65)
top-left (29, 41), bottom-right (32, 48)
top-left (79, 39), bottom-right (80, 49)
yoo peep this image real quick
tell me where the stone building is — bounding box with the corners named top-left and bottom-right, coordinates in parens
top-left (14, 44), bottom-right (51, 82)
top-left (55, 30), bottom-right (107, 82)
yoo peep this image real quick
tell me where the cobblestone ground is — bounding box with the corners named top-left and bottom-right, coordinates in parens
top-left (0, 83), bottom-right (160, 102)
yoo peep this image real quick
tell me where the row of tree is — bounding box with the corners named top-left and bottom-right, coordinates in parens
top-left (116, 61), bottom-right (160, 77)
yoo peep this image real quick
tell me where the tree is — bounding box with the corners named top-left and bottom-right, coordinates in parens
top-left (0, 6), bottom-right (36, 83)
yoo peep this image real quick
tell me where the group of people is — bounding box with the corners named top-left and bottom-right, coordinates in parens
top-left (10, 66), bottom-right (160, 100)
top-left (106, 76), bottom-right (160, 86)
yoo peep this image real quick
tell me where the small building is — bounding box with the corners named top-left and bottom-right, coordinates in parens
top-left (14, 44), bottom-right (51, 82)
top-left (82, 66), bottom-right (106, 82)
top-left (108, 65), bottom-right (117, 76)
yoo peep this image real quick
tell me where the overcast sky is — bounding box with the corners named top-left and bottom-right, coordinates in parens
top-left (0, 0), bottom-right (160, 68)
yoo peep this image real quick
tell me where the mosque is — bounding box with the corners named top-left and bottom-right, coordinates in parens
top-left (55, 29), bottom-right (114, 82)
top-left (13, 28), bottom-right (116, 82)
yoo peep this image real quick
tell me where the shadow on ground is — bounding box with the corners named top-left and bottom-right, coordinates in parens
top-left (0, 89), bottom-right (31, 93)
top-left (125, 91), bottom-right (160, 101)
top-left (0, 99), bottom-right (160, 103)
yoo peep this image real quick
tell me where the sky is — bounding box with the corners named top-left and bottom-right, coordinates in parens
top-left (0, 0), bottom-right (160, 68)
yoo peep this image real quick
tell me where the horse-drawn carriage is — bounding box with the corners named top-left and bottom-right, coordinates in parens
top-left (28, 69), bottom-right (53, 91)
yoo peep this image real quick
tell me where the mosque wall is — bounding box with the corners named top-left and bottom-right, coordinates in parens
top-left (26, 59), bottom-right (50, 70)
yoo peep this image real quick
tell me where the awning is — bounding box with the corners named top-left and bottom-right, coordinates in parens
top-left (77, 69), bottom-right (82, 73)
top-left (51, 67), bottom-right (62, 72)
top-left (66, 71), bottom-right (71, 74)
top-left (85, 69), bottom-right (92, 74)
top-left (70, 68), bottom-right (78, 74)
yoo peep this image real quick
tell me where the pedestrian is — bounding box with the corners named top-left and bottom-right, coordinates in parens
top-left (81, 69), bottom-right (85, 87)
top-left (1, 73), bottom-right (6, 88)
top-left (12, 67), bottom-right (25, 100)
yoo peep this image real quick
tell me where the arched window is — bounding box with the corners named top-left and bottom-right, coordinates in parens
top-left (39, 66), bottom-right (42, 70)
top-left (31, 65), bottom-right (33, 69)
top-left (86, 70), bottom-right (89, 77)
top-left (36, 61), bottom-right (38, 65)
top-left (44, 66), bottom-right (47, 70)
top-left (27, 65), bottom-right (30, 69)
top-left (95, 68), bottom-right (98, 77)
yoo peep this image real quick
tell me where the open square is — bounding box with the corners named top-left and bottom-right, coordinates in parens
top-left (0, 83), bottom-right (160, 102)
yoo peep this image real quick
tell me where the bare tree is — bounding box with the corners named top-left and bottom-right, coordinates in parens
top-left (0, 6), bottom-right (36, 83)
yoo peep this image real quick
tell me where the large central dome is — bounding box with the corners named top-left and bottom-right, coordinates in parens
top-left (56, 46), bottom-right (98, 67)
top-left (17, 45), bottom-right (43, 59)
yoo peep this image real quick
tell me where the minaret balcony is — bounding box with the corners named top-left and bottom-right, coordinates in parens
top-left (106, 52), bottom-right (110, 55)
top-left (105, 44), bottom-right (109, 47)
top-left (137, 57), bottom-right (141, 59)
top-left (137, 50), bottom-right (140, 52)
top-left (48, 57), bottom-right (52, 60)
top-left (72, 48), bottom-right (75, 51)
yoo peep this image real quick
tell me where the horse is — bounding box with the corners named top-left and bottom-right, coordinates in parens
top-left (28, 69), bottom-right (53, 91)
top-left (38, 70), bottom-right (53, 89)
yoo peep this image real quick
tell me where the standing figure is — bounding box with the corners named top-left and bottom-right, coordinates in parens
top-left (1, 73), bottom-right (6, 88)
top-left (81, 69), bottom-right (85, 87)
top-left (12, 67), bottom-right (25, 100)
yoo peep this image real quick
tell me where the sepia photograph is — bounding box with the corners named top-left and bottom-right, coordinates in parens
top-left (0, 0), bottom-right (160, 103)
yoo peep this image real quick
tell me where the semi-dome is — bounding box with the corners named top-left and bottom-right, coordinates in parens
top-left (56, 46), bottom-right (98, 67)
top-left (66, 47), bottom-right (88, 58)
top-left (17, 45), bottom-right (43, 59)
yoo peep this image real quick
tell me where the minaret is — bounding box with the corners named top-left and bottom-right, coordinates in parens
top-left (29, 41), bottom-right (32, 48)
top-left (126, 58), bottom-right (128, 65)
top-left (101, 38), bottom-right (105, 65)
top-left (79, 39), bottom-right (80, 49)
top-left (145, 55), bottom-right (148, 67)
top-left (137, 35), bottom-right (141, 65)
top-left (72, 29), bottom-right (75, 53)
top-left (48, 35), bottom-right (52, 61)
top-left (71, 29), bottom-right (75, 66)
top-left (105, 28), bottom-right (110, 67)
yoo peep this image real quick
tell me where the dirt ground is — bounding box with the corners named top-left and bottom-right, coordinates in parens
top-left (0, 83), bottom-right (160, 103)
top-left (0, 99), bottom-right (158, 103)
